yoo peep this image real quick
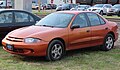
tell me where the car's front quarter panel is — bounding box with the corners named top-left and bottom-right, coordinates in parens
top-left (30, 28), bottom-right (69, 47)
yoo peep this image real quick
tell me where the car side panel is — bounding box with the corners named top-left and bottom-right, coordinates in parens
top-left (68, 27), bottom-right (92, 50)
top-left (90, 24), bottom-right (109, 46)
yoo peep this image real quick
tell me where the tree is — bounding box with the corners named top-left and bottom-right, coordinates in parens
top-left (38, 0), bottom-right (40, 12)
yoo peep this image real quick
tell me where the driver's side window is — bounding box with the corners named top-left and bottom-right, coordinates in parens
top-left (72, 13), bottom-right (88, 28)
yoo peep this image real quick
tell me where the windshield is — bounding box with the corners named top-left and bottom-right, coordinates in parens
top-left (77, 5), bottom-right (87, 8)
top-left (62, 4), bottom-right (69, 8)
top-left (35, 13), bottom-right (74, 28)
top-left (112, 5), bottom-right (120, 8)
top-left (94, 4), bottom-right (104, 8)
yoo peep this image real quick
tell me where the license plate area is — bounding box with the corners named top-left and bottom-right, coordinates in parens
top-left (6, 44), bottom-right (14, 51)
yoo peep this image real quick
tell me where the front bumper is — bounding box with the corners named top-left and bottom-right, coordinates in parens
top-left (2, 38), bottom-right (49, 56)
top-left (107, 11), bottom-right (117, 15)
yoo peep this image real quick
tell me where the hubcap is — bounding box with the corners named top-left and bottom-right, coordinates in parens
top-left (106, 37), bottom-right (113, 49)
top-left (51, 44), bottom-right (62, 59)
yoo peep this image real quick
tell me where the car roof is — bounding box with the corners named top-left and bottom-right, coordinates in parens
top-left (57, 11), bottom-right (108, 23)
top-left (0, 9), bottom-right (28, 12)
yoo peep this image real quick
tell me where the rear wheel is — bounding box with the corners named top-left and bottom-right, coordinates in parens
top-left (99, 11), bottom-right (103, 16)
top-left (101, 34), bottom-right (114, 51)
top-left (46, 40), bottom-right (65, 61)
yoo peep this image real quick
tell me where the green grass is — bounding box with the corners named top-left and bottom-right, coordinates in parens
top-left (32, 10), bottom-right (54, 15)
top-left (103, 15), bottom-right (120, 19)
top-left (0, 46), bottom-right (120, 70)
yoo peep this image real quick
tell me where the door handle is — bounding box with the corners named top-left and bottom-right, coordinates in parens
top-left (86, 30), bottom-right (90, 32)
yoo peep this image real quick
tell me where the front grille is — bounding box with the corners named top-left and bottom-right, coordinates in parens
top-left (14, 48), bottom-right (24, 53)
top-left (6, 36), bottom-right (24, 42)
top-left (5, 46), bottom-right (25, 53)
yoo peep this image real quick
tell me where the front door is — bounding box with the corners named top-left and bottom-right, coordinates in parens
top-left (68, 13), bottom-right (92, 50)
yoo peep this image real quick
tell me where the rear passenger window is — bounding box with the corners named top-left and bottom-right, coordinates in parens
top-left (87, 13), bottom-right (101, 26)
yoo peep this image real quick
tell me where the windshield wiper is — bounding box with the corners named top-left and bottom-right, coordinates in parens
top-left (39, 25), bottom-right (54, 27)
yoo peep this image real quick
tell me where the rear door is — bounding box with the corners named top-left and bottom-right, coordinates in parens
top-left (86, 13), bottom-right (109, 46)
top-left (0, 11), bottom-right (14, 39)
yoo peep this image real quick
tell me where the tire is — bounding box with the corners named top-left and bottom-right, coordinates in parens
top-left (99, 11), bottom-right (103, 16)
top-left (117, 11), bottom-right (120, 17)
top-left (101, 34), bottom-right (114, 51)
top-left (46, 40), bottom-right (65, 61)
top-left (36, 7), bottom-right (38, 10)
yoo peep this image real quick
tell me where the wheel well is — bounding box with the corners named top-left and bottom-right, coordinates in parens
top-left (49, 38), bottom-right (66, 49)
top-left (108, 32), bottom-right (115, 40)
top-left (101, 10), bottom-right (103, 12)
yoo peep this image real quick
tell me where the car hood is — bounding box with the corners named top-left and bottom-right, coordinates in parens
top-left (7, 26), bottom-right (63, 38)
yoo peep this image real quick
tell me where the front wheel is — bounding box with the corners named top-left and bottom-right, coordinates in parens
top-left (46, 40), bottom-right (65, 61)
top-left (101, 34), bottom-right (114, 51)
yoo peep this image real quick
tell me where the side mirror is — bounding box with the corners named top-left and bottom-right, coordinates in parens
top-left (71, 25), bottom-right (80, 29)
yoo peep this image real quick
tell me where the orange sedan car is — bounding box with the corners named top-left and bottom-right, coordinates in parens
top-left (2, 11), bottom-right (118, 61)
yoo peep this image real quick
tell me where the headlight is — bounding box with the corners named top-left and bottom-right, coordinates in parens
top-left (24, 38), bottom-right (41, 43)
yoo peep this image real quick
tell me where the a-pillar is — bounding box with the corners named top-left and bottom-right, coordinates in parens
top-left (14, 0), bottom-right (32, 12)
